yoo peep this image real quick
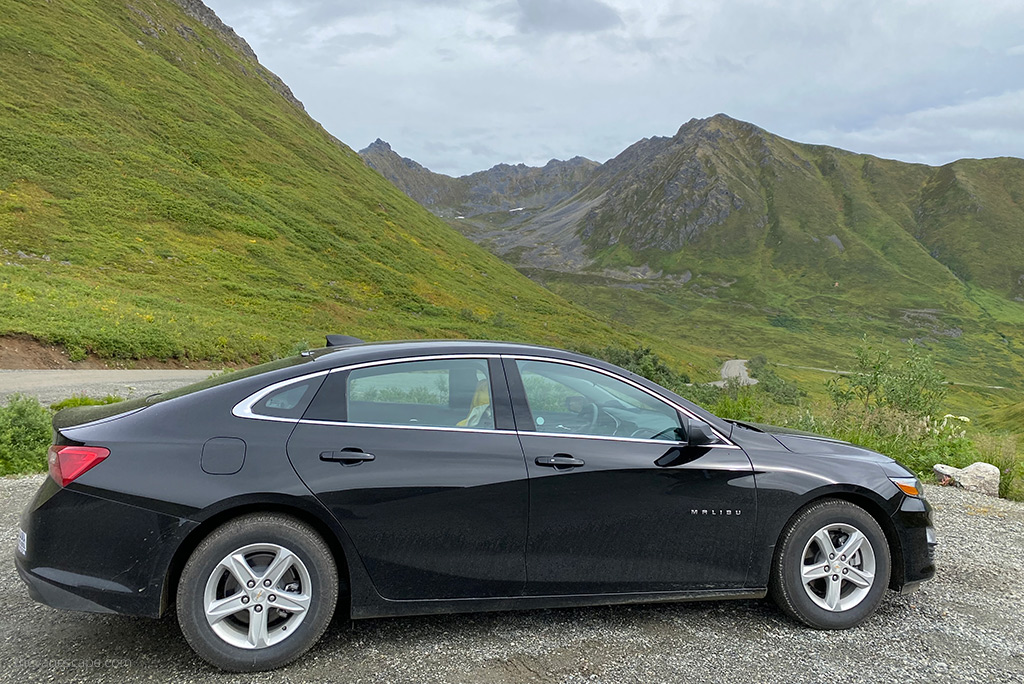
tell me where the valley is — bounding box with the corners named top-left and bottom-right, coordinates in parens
top-left (362, 116), bottom-right (1024, 416)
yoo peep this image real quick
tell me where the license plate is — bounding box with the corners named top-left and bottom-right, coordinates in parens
top-left (17, 528), bottom-right (26, 556)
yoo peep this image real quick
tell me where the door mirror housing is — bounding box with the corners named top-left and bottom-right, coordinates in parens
top-left (686, 418), bottom-right (718, 447)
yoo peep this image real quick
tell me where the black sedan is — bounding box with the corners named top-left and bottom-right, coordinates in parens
top-left (16, 339), bottom-right (936, 671)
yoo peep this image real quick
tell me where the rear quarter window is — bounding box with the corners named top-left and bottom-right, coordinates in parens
top-left (250, 378), bottom-right (323, 419)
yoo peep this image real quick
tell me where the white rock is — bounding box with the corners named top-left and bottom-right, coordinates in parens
top-left (933, 463), bottom-right (960, 484)
top-left (957, 462), bottom-right (1001, 497)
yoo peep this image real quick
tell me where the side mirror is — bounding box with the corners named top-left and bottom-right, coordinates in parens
top-left (686, 418), bottom-right (717, 447)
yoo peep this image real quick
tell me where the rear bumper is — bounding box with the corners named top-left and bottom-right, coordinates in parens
top-left (16, 477), bottom-right (196, 618)
top-left (890, 494), bottom-right (937, 589)
top-left (15, 556), bottom-right (116, 614)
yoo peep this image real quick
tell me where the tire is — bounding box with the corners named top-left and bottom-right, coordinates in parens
top-left (769, 499), bottom-right (890, 629)
top-left (177, 513), bottom-right (338, 672)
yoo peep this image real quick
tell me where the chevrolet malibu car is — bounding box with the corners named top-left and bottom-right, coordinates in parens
top-left (16, 339), bottom-right (936, 671)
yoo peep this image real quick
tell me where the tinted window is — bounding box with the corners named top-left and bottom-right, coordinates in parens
top-left (309, 359), bottom-right (495, 430)
top-left (251, 378), bottom-right (320, 419)
top-left (516, 360), bottom-right (682, 441)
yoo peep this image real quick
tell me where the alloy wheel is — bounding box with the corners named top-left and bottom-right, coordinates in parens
top-left (799, 522), bottom-right (876, 612)
top-left (203, 543), bottom-right (313, 649)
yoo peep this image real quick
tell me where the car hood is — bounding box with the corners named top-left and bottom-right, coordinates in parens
top-left (731, 420), bottom-right (893, 464)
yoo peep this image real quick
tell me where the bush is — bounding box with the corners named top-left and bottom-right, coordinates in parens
top-left (0, 394), bottom-right (52, 475)
top-left (747, 355), bottom-right (805, 405)
top-left (49, 394), bottom-right (123, 411)
top-left (973, 433), bottom-right (1024, 500)
top-left (591, 345), bottom-right (690, 389)
top-left (826, 343), bottom-right (946, 417)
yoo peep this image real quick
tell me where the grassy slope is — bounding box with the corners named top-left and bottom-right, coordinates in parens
top-left (534, 119), bottom-right (1024, 408)
top-left (0, 0), bottom-right (692, 366)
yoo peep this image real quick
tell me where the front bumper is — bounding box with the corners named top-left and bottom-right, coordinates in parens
top-left (890, 494), bottom-right (937, 589)
top-left (16, 477), bottom-right (196, 618)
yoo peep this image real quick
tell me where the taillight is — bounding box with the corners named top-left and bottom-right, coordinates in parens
top-left (47, 445), bottom-right (110, 487)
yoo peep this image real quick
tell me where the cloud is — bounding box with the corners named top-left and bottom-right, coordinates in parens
top-left (516, 0), bottom-right (623, 34)
top-left (801, 89), bottom-right (1024, 163)
top-left (202, 0), bottom-right (1024, 175)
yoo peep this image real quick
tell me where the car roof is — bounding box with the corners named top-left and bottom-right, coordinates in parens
top-left (99, 338), bottom-right (728, 439)
top-left (313, 338), bottom-right (579, 361)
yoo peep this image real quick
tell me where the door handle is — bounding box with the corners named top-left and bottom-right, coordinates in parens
top-left (535, 454), bottom-right (585, 469)
top-left (320, 449), bottom-right (376, 465)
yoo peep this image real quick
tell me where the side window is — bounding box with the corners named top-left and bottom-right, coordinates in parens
top-left (515, 360), bottom-right (683, 441)
top-left (250, 377), bottom-right (321, 420)
top-left (308, 358), bottom-right (495, 430)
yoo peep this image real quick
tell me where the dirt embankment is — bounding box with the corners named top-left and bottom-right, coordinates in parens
top-left (0, 335), bottom-right (231, 370)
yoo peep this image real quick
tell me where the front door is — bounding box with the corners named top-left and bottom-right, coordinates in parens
top-left (287, 357), bottom-right (528, 600)
top-left (506, 358), bottom-right (756, 595)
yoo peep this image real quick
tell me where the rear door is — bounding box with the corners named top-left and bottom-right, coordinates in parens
top-left (286, 356), bottom-right (529, 600)
top-left (507, 357), bottom-right (757, 595)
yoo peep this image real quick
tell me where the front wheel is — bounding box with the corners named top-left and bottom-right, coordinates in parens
top-left (177, 513), bottom-right (338, 671)
top-left (770, 499), bottom-right (891, 629)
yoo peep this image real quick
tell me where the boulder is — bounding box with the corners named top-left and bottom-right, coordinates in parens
top-left (958, 462), bottom-right (1001, 497)
top-left (932, 462), bottom-right (1001, 497)
top-left (933, 463), bottom-right (960, 485)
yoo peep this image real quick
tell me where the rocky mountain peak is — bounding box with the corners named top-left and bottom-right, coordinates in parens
top-left (363, 138), bottom-right (395, 153)
top-left (674, 114), bottom-right (768, 144)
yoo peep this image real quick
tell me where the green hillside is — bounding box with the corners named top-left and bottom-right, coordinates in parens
top-left (0, 0), bottom-right (672, 364)
top-left (363, 115), bottom-right (1024, 404)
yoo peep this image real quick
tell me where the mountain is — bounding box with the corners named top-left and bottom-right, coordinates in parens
top-left (360, 139), bottom-right (599, 232)
top-left (0, 0), bottom-right (667, 365)
top-left (360, 116), bottom-right (1024, 395)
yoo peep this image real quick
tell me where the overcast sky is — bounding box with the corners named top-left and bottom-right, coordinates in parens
top-left (203, 0), bottom-right (1024, 176)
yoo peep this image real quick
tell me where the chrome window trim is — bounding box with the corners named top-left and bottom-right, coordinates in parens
top-left (327, 354), bottom-right (501, 375)
top-left (232, 352), bottom-right (739, 449)
top-left (232, 355), bottom-right (499, 425)
top-left (505, 354), bottom-right (739, 448)
top-left (231, 370), bottom-right (330, 422)
top-left (300, 419), bottom-right (516, 436)
top-left (517, 430), bottom-right (683, 447)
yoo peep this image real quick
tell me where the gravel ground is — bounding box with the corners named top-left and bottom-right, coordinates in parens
top-left (0, 370), bottom-right (214, 405)
top-left (1, 476), bottom-right (1022, 683)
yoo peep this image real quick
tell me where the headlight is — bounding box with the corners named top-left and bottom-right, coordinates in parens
top-left (890, 476), bottom-right (923, 497)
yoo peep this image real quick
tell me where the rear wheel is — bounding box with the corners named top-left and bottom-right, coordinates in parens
top-left (177, 514), bottom-right (338, 671)
top-left (770, 499), bottom-right (890, 629)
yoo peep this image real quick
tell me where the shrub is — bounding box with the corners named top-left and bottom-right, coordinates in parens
top-left (592, 345), bottom-right (691, 389)
top-left (709, 387), bottom-right (764, 422)
top-left (676, 382), bottom-right (724, 407)
top-left (747, 355), bottom-right (805, 405)
top-left (49, 395), bottom-right (123, 411)
top-left (0, 395), bottom-right (52, 476)
top-left (826, 343), bottom-right (946, 417)
top-left (973, 433), bottom-right (1024, 500)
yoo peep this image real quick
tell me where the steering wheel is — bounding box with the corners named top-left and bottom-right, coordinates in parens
top-left (578, 402), bottom-right (599, 432)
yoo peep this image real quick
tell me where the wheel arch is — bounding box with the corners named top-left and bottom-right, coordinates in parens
top-left (161, 499), bottom-right (354, 617)
top-left (772, 489), bottom-right (904, 591)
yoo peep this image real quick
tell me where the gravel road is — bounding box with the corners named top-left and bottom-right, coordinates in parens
top-left (1, 476), bottom-right (1022, 683)
top-left (710, 359), bottom-right (758, 387)
top-left (0, 370), bottom-right (214, 405)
